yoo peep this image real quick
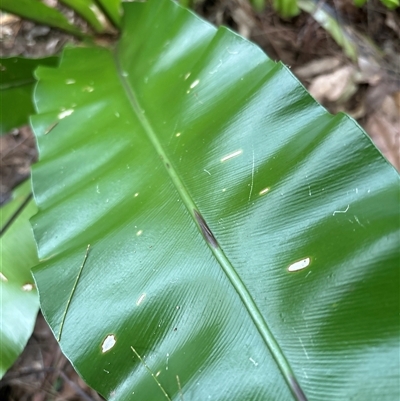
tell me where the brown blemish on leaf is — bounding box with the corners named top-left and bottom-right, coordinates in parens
top-left (45, 121), bottom-right (58, 135)
top-left (194, 210), bottom-right (218, 248)
top-left (290, 376), bottom-right (308, 401)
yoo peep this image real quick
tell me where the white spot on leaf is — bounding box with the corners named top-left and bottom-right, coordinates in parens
top-left (259, 187), bottom-right (270, 195)
top-left (221, 149), bottom-right (243, 162)
top-left (58, 109), bottom-right (74, 119)
top-left (22, 283), bottom-right (34, 291)
top-left (136, 230), bottom-right (143, 236)
top-left (0, 272), bottom-right (8, 281)
top-left (136, 293), bottom-right (146, 306)
top-left (102, 334), bottom-right (116, 353)
top-left (288, 257), bottom-right (311, 272)
top-left (249, 357), bottom-right (258, 366)
top-left (65, 79), bottom-right (75, 84)
top-left (190, 79), bottom-right (200, 89)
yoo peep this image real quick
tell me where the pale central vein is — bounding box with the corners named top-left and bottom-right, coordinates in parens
top-left (114, 52), bottom-right (306, 401)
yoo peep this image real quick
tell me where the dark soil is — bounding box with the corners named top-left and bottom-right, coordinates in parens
top-left (1, 0), bottom-right (399, 400)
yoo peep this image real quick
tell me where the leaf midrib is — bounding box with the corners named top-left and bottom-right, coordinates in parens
top-left (113, 48), bottom-right (306, 401)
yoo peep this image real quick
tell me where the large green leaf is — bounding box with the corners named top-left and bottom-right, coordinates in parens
top-left (30, 0), bottom-right (399, 400)
top-left (0, 0), bottom-right (87, 37)
top-left (0, 56), bottom-right (58, 134)
top-left (0, 180), bottom-right (39, 378)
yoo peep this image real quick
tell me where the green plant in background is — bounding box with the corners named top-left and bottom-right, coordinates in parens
top-left (0, 180), bottom-right (39, 377)
top-left (250, 0), bottom-right (399, 15)
top-left (1, 0), bottom-right (399, 400)
top-left (353, 0), bottom-right (399, 8)
top-left (272, 0), bottom-right (299, 17)
top-left (0, 57), bottom-right (58, 134)
top-left (249, 0), bottom-right (398, 61)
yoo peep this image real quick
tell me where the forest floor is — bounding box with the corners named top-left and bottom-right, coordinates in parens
top-left (0, 0), bottom-right (399, 400)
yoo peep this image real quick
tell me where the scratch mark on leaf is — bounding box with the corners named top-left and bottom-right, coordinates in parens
top-left (176, 375), bottom-right (184, 400)
top-left (57, 244), bottom-right (90, 342)
top-left (45, 121), bottom-right (58, 135)
top-left (332, 205), bottom-right (349, 216)
top-left (354, 215), bottom-right (365, 228)
top-left (248, 149), bottom-right (255, 201)
top-left (209, 59), bottom-right (222, 75)
top-left (131, 346), bottom-right (171, 401)
top-left (249, 357), bottom-right (258, 366)
top-left (298, 337), bottom-right (309, 360)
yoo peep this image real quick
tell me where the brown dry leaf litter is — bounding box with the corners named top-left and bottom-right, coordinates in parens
top-left (0, 314), bottom-right (105, 401)
top-left (0, 126), bottom-right (37, 204)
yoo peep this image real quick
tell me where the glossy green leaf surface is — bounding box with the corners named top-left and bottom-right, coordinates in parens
top-left (0, 180), bottom-right (39, 378)
top-left (0, 0), bottom-right (86, 37)
top-left (30, 1), bottom-right (400, 400)
top-left (59, 0), bottom-right (111, 33)
top-left (0, 56), bottom-right (58, 134)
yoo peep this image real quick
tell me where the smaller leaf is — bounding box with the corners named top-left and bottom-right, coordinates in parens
top-left (380, 0), bottom-right (399, 8)
top-left (353, 0), bottom-right (367, 6)
top-left (0, 0), bottom-right (88, 37)
top-left (0, 56), bottom-right (58, 134)
top-left (95, 0), bottom-right (121, 27)
top-left (298, 0), bottom-right (358, 61)
top-left (0, 180), bottom-right (39, 379)
top-left (250, 0), bottom-right (267, 11)
top-left (59, 0), bottom-right (113, 33)
top-left (273, 0), bottom-right (300, 18)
